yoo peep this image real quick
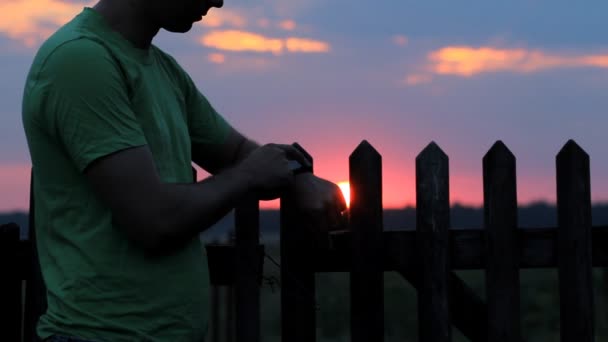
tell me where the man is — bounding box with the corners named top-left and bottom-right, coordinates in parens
top-left (21, 0), bottom-right (346, 340)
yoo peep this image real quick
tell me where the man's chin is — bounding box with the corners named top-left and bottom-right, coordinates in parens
top-left (163, 22), bottom-right (194, 33)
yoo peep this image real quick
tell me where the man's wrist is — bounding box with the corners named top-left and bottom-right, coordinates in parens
top-left (228, 164), bottom-right (257, 194)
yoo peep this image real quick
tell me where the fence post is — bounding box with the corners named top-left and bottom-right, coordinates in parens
top-left (350, 141), bottom-right (384, 342)
top-left (280, 144), bottom-right (316, 342)
top-left (0, 222), bottom-right (22, 342)
top-left (483, 141), bottom-right (521, 341)
top-left (209, 281), bottom-right (220, 342)
top-left (235, 199), bottom-right (261, 342)
top-left (25, 169), bottom-right (47, 342)
top-left (416, 142), bottom-right (451, 342)
top-left (225, 285), bottom-right (235, 342)
top-left (556, 140), bottom-right (594, 341)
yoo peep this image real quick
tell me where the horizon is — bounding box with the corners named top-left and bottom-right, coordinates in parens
top-left (4, 200), bottom-right (608, 216)
top-left (2, 1), bottom-right (608, 211)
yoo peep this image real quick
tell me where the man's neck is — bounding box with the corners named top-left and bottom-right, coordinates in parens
top-left (93, 0), bottom-right (160, 49)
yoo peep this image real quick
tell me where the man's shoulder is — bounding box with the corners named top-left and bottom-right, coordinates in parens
top-left (25, 15), bottom-right (117, 106)
top-left (35, 36), bottom-right (111, 74)
top-left (31, 9), bottom-right (105, 69)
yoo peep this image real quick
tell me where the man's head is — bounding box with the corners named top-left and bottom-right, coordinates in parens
top-left (142, 0), bottom-right (224, 33)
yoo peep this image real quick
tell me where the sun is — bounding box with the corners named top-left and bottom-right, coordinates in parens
top-left (337, 181), bottom-right (351, 208)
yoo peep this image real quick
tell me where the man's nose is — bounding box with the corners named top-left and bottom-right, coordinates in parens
top-left (209, 0), bottom-right (223, 8)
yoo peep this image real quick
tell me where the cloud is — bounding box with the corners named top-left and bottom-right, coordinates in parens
top-left (0, 0), bottom-right (93, 47)
top-left (257, 18), bottom-right (271, 29)
top-left (580, 55), bottom-right (608, 68)
top-left (207, 53), bottom-right (226, 64)
top-left (404, 45), bottom-right (608, 86)
top-left (203, 54), bottom-right (276, 72)
top-left (200, 30), bottom-right (330, 55)
top-left (201, 30), bottom-right (284, 54)
top-left (428, 46), bottom-right (608, 77)
top-left (198, 6), bottom-right (302, 33)
top-left (202, 11), bottom-right (300, 34)
top-left (285, 37), bottom-right (329, 53)
top-left (200, 9), bottom-right (248, 28)
top-left (404, 74), bottom-right (432, 86)
top-left (278, 20), bottom-right (296, 31)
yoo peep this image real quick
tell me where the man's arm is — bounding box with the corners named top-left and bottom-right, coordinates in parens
top-left (191, 125), bottom-right (347, 230)
top-left (191, 126), bottom-right (259, 174)
top-left (85, 143), bottom-right (305, 256)
top-left (185, 90), bottom-right (345, 231)
top-left (192, 126), bottom-right (314, 176)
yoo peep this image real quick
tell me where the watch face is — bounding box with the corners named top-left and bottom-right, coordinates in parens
top-left (288, 160), bottom-right (313, 175)
top-left (288, 160), bottom-right (303, 171)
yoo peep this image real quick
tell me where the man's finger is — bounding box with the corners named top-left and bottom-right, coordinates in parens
top-left (278, 144), bottom-right (312, 168)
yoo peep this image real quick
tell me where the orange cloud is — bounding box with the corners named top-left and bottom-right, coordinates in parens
top-left (428, 46), bottom-right (608, 77)
top-left (200, 30), bottom-right (330, 55)
top-left (285, 37), bottom-right (330, 53)
top-left (403, 45), bottom-right (608, 85)
top-left (0, 0), bottom-right (93, 47)
top-left (201, 30), bottom-right (284, 54)
top-left (200, 9), bottom-right (247, 28)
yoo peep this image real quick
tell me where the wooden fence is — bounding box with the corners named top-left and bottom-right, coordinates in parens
top-left (1, 139), bottom-right (604, 341)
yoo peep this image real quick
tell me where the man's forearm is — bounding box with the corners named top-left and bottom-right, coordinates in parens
top-left (144, 166), bottom-right (254, 255)
top-left (153, 138), bottom-right (301, 254)
top-left (150, 138), bottom-right (258, 254)
top-left (85, 144), bottom-right (265, 256)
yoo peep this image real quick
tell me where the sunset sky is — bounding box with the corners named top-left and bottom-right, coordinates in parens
top-left (1, 0), bottom-right (608, 211)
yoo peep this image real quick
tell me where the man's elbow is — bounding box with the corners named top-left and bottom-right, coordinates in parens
top-left (115, 214), bottom-right (175, 256)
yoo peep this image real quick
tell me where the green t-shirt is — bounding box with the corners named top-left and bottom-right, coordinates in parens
top-left (22, 7), bottom-right (230, 341)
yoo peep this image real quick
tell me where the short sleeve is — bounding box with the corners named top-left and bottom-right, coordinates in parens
top-left (40, 39), bottom-right (147, 172)
top-left (172, 63), bottom-right (230, 147)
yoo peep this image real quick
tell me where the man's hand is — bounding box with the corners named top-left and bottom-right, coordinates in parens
top-left (236, 143), bottom-right (312, 200)
top-left (291, 174), bottom-right (348, 233)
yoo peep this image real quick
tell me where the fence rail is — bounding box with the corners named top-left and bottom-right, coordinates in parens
top-left (0, 139), bottom-right (602, 341)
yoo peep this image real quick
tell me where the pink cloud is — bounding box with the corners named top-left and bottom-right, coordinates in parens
top-left (404, 74), bottom-right (432, 86)
top-left (278, 20), bottom-right (296, 31)
top-left (392, 35), bottom-right (408, 47)
top-left (207, 52), bottom-right (226, 64)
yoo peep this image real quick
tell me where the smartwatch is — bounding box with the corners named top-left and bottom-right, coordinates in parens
top-left (288, 143), bottom-right (313, 175)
